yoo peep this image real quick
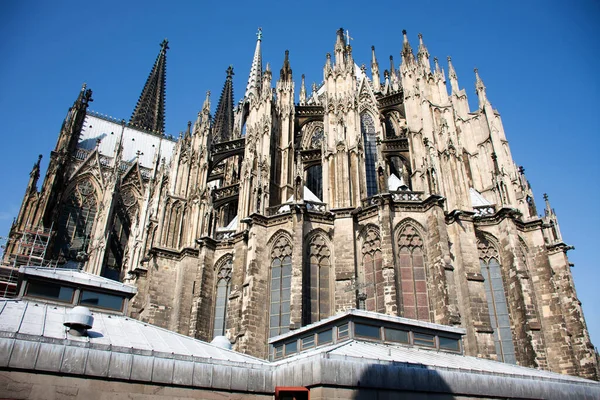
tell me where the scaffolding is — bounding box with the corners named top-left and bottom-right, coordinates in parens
top-left (0, 225), bottom-right (56, 298)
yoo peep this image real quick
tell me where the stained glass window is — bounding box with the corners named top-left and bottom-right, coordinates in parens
top-left (213, 259), bottom-right (232, 338)
top-left (305, 234), bottom-right (330, 324)
top-left (270, 237), bottom-right (293, 337)
top-left (55, 180), bottom-right (98, 260)
top-left (362, 229), bottom-right (384, 313)
top-left (361, 113), bottom-right (378, 197)
top-left (398, 225), bottom-right (430, 321)
top-left (478, 235), bottom-right (516, 364)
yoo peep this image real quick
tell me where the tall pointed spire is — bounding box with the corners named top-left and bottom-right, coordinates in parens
top-left (474, 68), bottom-right (488, 108)
top-left (244, 28), bottom-right (263, 101)
top-left (27, 155), bottom-right (42, 195)
top-left (213, 66), bottom-right (235, 143)
top-left (280, 50), bottom-right (292, 81)
top-left (401, 30), bottom-right (415, 64)
top-left (417, 33), bottom-right (430, 72)
top-left (299, 74), bottom-right (307, 105)
top-left (371, 46), bottom-right (381, 92)
top-left (447, 56), bottom-right (460, 93)
top-left (130, 39), bottom-right (168, 133)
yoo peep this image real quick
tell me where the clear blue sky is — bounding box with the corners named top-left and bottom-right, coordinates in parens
top-left (1, 1), bottom-right (599, 348)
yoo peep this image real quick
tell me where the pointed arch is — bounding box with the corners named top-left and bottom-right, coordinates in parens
top-left (55, 177), bottom-right (100, 261)
top-left (213, 254), bottom-right (233, 338)
top-left (304, 231), bottom-right (332, 324)
top-left (104, 184), bottom-right (141, 279)
top-left (361, 112), bottom-right (379, 198)
top-left (396, 222), bottom-right (431, 321)
top-left (360, 225), bottom-right (384, 313)
top-left (269, 233), bottom-right (293, 337)
top-left (476, 231), bottom-right (516, 364)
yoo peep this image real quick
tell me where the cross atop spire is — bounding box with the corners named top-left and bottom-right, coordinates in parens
top-left (130, 39), bottom-right (169, 134)
top-left (244, 28), bottom-right (263, 101)
top-left (213, 66), bottom-right (235, 143)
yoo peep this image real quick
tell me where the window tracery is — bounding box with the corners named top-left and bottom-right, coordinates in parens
top-left (270, 236), bottom-right (293, 337)
top-left (362, 228), bottom-right (384, 313)
top-left (477, 234), bottom-right (516, 364)
top-left (361, 113), bottom-right (378, 197)
top-left (397, 225), bottom-right (430, 321)
top-left (304, 234), bottom-right (331, 324)
top-left (55, 180), bottom-right (98, 260)
top-left (213, 258), bottom-right (232, 338)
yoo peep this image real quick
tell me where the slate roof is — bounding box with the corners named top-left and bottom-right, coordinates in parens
top-left (20, 266), bottom-right (137, 295)
top-left (0, 300), bottom-right (264, 364)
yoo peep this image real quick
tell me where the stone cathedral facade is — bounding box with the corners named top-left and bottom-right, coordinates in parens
top-left (5, 29), bottom-right (598, 380)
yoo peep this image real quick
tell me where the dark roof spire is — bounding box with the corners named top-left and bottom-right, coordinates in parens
top-left (130, 39), bottom-right (168, 133)
top-left (280, 50), bottom-right (292, 81)
top-left (212, 66), bottom-right (235, 143)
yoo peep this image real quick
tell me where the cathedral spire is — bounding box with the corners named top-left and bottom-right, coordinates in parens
top-left (244, 28), bottom-right (263, 101)
top-left (417, 33), bottom-right (430, 72)
top-left (299, 74), bottom-right (307, 105)
top-left (280, 50), bottom-right (293, 81)
top-left (27, 155), bottom-right (42, 195)
top-left (371, 46), bottom-right (381, 92)
top-left (447, 56), bottom-right (460, 93)
top-left (213, 66), bottom-right (235, 143)
top-left (401, 29), bottom-right (415, 64)
top-left (474, 68), bottom-right (488, 108)
top-left (130, 39), bottom-right (168, 134)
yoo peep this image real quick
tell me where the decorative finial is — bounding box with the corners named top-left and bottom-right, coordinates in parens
top-left (160, 39), bottom-right (169, 52)
top-left (256, 27), bottom-right (263, 41)
top-left (418, 32), bottom-right (423, 41)
top-left (447, 56), bottom-right (452, 62)
top-left (543, 193), bottom-right (549, 202)
top-left (345, 29), bottom-right (353, 46)
top-left (402, 29), bottom-right (407, 35)
top-left (226, 65), bottom-right (234, 79)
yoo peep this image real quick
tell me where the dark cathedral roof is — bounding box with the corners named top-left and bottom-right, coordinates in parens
top-left (130, 39), bottom-right (168, 134)
top-left (212, 66), bottom-right (235, 144)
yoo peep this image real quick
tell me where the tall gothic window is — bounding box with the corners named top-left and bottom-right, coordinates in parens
top-left (104, 187), bottom-right (138, 280)
top-left (306, 165), bottom-right (323, 200)
top-left (55, 180), bottom-right (98, 260)
top-left (213, 259), bottom-right (232, 338)
top-left (362, 229), bottom-right (384, 313)
top-left (304, 127), bottom-right (324, 201)
top-left (477, 234), bottom-right (516, 364)
top-left (270, 237), bottom-right (293, 337)
top-left (304, 234), bottom-right (331, 324)
top-left (361, 113), bottom-right (378, 197)
top-left (398, 225), bottom-right (430, 321)
top-left (388, 155), bottom-right (411, 190)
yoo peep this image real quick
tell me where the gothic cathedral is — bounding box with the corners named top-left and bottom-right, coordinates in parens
top-left (5, 29), bottom-right (598, 380)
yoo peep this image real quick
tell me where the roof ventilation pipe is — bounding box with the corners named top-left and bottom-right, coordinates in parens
top-left (63, 306), bottom-right (94, 336)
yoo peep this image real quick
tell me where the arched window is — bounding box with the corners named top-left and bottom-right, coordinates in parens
top-left (213, 259), bottom-right (232, 338)
top-left (104, 187), bottom-right (138, 280)
top-left (398, 225), bottom-right (430, 321)
top-left (362, 229), bottom-right (384, 313)
top-left (55, 180), bottom-right (98, 260)
top-left (304, 234), bottom-right (330, 324)
top-left (306, 165), bottom-right (323, 200)
top-left (361, 113), bottom-right (378, 197)
top-left (477, 234), bottom-right (516, 364)
top-left (388, 155), bottom-right (411, 190)
top-left (270, 236), bottom-right (293, 337)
